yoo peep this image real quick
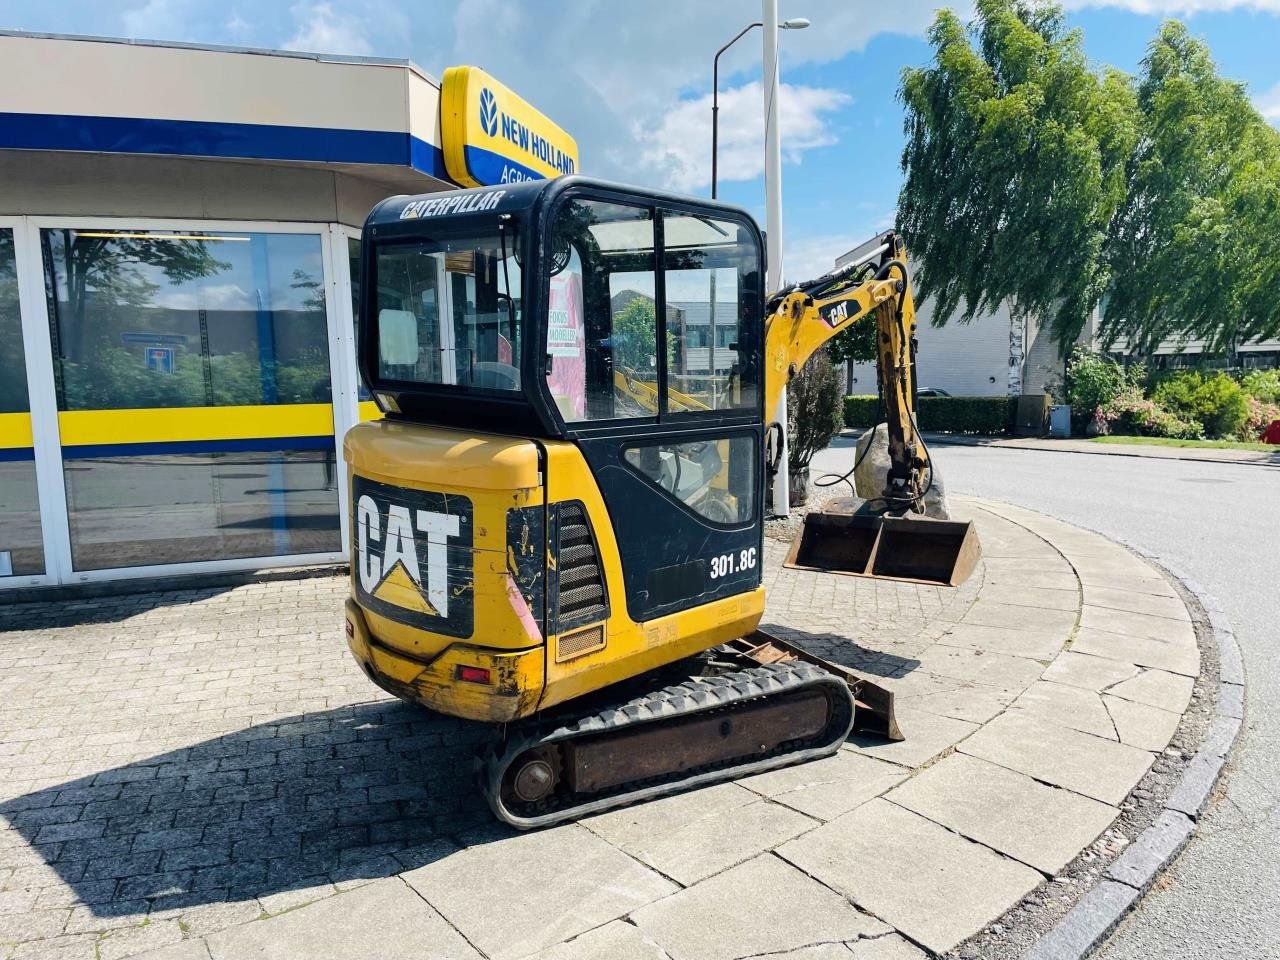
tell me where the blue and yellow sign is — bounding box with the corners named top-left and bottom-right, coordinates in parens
top-left (440, 66), bottom-right (579, 188)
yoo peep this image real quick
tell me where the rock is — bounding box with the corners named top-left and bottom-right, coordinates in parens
top-left (852, 424), bottom-right (953, 520)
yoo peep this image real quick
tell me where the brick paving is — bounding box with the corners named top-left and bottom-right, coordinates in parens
top-left (0, 500), bottom-right (1202, 959)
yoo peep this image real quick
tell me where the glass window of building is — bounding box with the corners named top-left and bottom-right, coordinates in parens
top-left (41, 228), bottom-right (339, 571)
top-left (545, 200), bottom-right (658, 421)
top-left (0, 228), bottom-right (44, 576)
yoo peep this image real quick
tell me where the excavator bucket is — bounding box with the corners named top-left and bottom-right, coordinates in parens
top-left (785, 506), bottom-right (980, 587)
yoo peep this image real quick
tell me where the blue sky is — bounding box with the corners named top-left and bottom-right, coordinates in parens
top-left (2, 0), bottom-right (1276, 282)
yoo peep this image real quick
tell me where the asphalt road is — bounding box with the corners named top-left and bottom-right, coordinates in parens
top-left (811, 440), bottom-right (1280, 958)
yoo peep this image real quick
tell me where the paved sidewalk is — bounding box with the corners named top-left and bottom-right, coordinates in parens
top-left (0, 500), bottom-right (1202, 959)
top-left (919, 433), bottom-right (1279, 466)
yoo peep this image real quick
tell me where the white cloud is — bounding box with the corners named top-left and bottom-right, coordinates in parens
top-left (783, 220), bottom-right (895, 287)
top-left (122, 0), bottom-right (196, 40)
top-left (1064, 0), bottom-right (1280, 11)
top-left (282, 2), bottom-right (373, 56)
top-left (157, 283), bottom-right (254, 311)
top-left (638, 82), bottom-right (852, 193)
top-left (1257, 80), bottom-right (1280, 125)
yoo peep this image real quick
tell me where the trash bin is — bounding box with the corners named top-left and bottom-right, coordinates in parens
top-left (1049, 404), bottom-right (1071, 439)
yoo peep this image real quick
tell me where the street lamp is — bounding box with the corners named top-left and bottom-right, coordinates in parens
top-left (710, 16), bottom-right (809, 199)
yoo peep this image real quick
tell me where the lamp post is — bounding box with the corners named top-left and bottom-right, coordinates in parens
top-left (710, 16), bottom-right (808, 199)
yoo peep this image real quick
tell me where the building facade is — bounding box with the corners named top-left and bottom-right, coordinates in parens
top-left (0, 33), bottom-right (576, 589)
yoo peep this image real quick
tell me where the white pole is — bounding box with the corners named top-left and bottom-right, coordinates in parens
top-left (763, 0), bottom-right (789, 516)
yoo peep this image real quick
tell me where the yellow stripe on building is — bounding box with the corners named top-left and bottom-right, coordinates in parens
top-left (0, 412), bottom-right (34, 449)
top-left (58, 403), bottom-right (335, 447)
top-left (358, 400), bottom-right (384, 422)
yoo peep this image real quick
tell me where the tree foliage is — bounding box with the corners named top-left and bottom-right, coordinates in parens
top-left (898, 0), bottom-right (1137, 350)
top-left (1101, 22), bottom-right (1280, 353)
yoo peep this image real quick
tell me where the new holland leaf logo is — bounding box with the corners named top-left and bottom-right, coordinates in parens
top-left (479, 87), bottom-right (498, 137)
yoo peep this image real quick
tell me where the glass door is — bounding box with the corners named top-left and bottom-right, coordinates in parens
top-left (38, 222), bottom-right (344, 575)
top-left (0, 221), bottom-right (46, 582)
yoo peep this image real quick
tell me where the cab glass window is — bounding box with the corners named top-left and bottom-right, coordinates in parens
top-left (662, 211), bottom-right (761, 413)
top-left (624, 435), bottom-right (756, 525)
top-left (545, 200), bottom-right (657, 421)
top-left (374, 230), bottom-right (522, 392)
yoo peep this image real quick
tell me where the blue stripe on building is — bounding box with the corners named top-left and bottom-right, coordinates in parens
top-left (0, 112), bottom-right (451, 180)
top-left (60, 436), bottom-right (336, 459)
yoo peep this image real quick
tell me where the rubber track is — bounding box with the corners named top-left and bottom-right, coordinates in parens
top-left (479, 660), bottom-right (855, 829)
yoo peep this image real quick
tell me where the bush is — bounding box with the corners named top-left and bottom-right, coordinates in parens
top-left (1056, 348), bottom-right (1127, 431)
top-left (1239, 369), bottom-right (1280, 405)
top-left (1243, 395), bottom-right (1280, 440)
top-left (787, 350), bottom-right (844, 470)
top-left (1151, 371), bottom-right (1249, 439)
top-left (843, 395), bottom-right (1015, 434)
top-left (1099, 386), bottom-right (1202, 439)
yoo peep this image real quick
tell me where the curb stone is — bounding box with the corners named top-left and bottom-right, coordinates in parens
top-left (1021, 550), bottom-right (1244, 960)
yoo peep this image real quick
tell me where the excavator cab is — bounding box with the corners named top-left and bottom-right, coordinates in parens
top-left (347, 177), bottom-right (772, 726)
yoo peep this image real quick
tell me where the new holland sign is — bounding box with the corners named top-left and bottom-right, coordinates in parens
top-left (440, 65), bottom-right (579, 188)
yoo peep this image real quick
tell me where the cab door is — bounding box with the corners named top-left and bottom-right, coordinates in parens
top-left (538, 193), bottom-right (765, 623)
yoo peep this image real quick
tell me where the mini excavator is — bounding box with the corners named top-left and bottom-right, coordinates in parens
top-left (342, 177), bottom-right (979, 828)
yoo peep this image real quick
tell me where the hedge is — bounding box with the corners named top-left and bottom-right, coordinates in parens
top-left (843, 395), bottom-right (1016, 435)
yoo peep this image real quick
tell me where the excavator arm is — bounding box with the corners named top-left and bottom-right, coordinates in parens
top-left (764, 231), bottom-right (929, 511)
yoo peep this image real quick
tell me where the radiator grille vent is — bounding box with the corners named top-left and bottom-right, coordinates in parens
top-left (557, 503), bottom-right (606, 626)
top-left (556, 624), bottom-right (606, 662)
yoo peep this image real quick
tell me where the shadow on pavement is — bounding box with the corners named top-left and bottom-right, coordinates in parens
top-left (0, 701), bottom-right (501, 917)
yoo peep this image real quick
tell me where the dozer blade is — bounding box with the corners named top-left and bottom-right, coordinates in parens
top-left (785, 502), bottom-right (980, 587)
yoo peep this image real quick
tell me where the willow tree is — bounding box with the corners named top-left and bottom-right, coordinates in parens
top-left (1102, 22), bottom-right (1280, 354)
top-left (898, 0), bottom-right (1137, 389)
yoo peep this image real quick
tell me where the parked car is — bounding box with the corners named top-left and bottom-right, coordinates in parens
top-left (917, 387), bottom-right (951, 398)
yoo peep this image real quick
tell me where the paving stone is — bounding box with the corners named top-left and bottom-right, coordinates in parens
top-left (740, 751), bottom-right (907, 821)
top-left (403, 824), bottom-right (675, 960)
top-left (912, 643), bottom-right (1047, 689)
top-left (739, 945), bottom-right (852, 960)
top-left (1105, 810), bottom-right (1194, 892)
top-left (207, 878), bottom-right (479, 960)
top-left (1069, 627), bottom-right (1200, 678)
top-left (1103, 695), bottom-right (1181, 753)
top-left (1104, 668), bottom-right (1194, 714)
top-left (900, 683), bottom-right (1016, 725)
top-left (959, 711), bottom-right (1153, 805)
top-left (0, 908), bottom-right (71, 942)
top-left (849, 705), bottom-right (978, 769)
top-left (11, 933), bottom-right (101, 960)
top-left (99, 919), bottom-right (186, 960)
top-left (778, 799), bottom-right (1041, 955)
top-left (938, 623), bottom-right (1067, 661)
top-left (1023, 880), bottom-right (1139, 960)
top-left (974, 583), bottom-right (1079, 612)
top-left (885, 753), bottom-right (1117, 874)
top-left (1199, 713), bottom-right (1243, 760)
top-left (127, 941), bottom-right (213, 960)
top-left (961, 601), bottom-right (1078, 635)
top-left (1220, 681), bottom-right (1244, 719)
top-left (1081, 585), bottom-right (1188, 621)
top-left (1166, 752), bottom-right (1227, 819)
top-left (847, 935), bottom-right (928, 959)
top-left (1079, 606), bottom-right (1195, 647)
top-left (527, 920), bottom-right (671, 960)
top-left (585, 785), bottom-right (816, 885)
top-left (981, 566), bottom-right (1080, 593)
top-left (1011, 681), bottom-right (1117, 740)
top-left (631, 854), bottom-right (887, 960)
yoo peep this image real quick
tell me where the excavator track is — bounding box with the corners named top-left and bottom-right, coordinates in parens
top-left (479, 654), bottom-right (859, 830)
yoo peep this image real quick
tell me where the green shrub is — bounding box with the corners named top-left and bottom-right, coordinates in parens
top-left (1243, 396), bottom-right (1280, 439)
top-left (1056, 348), bottom-right (1126, 431)
top-left (787, 350), bottom-right (844, 470)
top-left (843, 395), bottom-right (881, 428)
top-left (843, 395), bottom-right (1014, 434)
top-left (1152, 371), bottom-right (1248, 439)
top-left (1099, 386), bottom-right (1202, 439)
top-left (1239, 369), bottom-right (1280, 405)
